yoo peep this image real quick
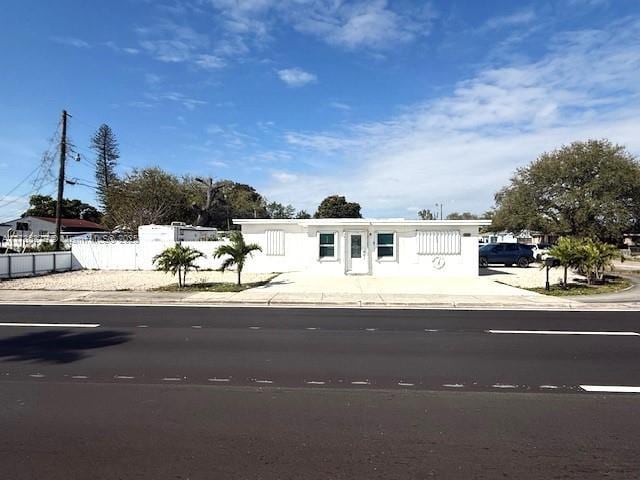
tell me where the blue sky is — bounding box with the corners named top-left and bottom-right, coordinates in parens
top-left (1, 0), bottom-right (639, 221)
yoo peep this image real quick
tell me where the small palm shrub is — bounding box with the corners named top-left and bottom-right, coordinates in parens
top-left (153, 244), bottom-right (204, 288)
top-left (213, 231), bottom-right (262, 286)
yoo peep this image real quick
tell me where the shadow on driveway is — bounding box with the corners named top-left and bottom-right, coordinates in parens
top-left (0, 330), bottom-right (131, 364)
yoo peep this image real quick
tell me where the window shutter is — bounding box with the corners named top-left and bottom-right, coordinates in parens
top-left (417, 231), bottom-right (461, 255)
top-left (265, 230), bottom-right (285, 256)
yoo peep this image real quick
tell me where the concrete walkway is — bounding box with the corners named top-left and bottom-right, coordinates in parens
top-left (0, 271), bottom-right (637, 310)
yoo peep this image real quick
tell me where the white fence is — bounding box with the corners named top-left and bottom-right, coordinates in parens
top-left (71, 241), bottom-right (229, 271)
top-left (0, 252), bottom-right (74, 279)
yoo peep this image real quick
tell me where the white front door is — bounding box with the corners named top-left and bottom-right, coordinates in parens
top-left (346, 231), bottom-right (369, 274)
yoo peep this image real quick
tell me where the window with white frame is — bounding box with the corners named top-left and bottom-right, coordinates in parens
top-left (264, 230), bottom-right (285, 256)
top-left (376, 232), bottom-right (395, 259)
top-left (416, 230), bottom-right (461, 255)
top-left (319, 232), bottom-right (336, 259)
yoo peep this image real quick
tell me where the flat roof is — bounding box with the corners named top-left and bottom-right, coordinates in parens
top-left (234, 218), bottom-right (492, 227)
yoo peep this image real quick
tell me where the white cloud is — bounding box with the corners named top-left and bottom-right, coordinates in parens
top-left (208, 160), bottom-right (229, 168)
top-left (272, 171), bottom-right (298, 183)
top-left (277, 68), bottom-right (317, 87)
top-left (329, 101), bottom-right (351, 111)
top-left (51, 36), bottom-right (90, 48)
top-left (263, 18), bottom-right (640, 216)
top-left (291, 0), bottom-right (435, 50)
top-left (194, 54), bottom-right (226, 69)
top-left (483, 8), bottom-right (537, 30)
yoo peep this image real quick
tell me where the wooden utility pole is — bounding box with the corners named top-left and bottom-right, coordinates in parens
top-left (54, 110), bottom-right (69, 251)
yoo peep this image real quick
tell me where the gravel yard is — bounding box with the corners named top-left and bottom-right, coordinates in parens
top-left (0, 270), bottom-right (273, 291)
top-left (482, 262), bottom-right (586, 289)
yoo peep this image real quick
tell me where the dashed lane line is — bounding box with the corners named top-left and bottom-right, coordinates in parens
top-left (580, 385), bottom-right (640, 393)
top-left (0, 322), bottom-right (100, 328)
top-left (487, 329), bottom-right (640, 336)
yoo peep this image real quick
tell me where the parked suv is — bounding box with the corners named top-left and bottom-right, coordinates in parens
top-left (479, 243), bottom-right (535, 268)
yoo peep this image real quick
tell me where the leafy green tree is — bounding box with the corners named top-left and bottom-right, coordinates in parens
top-left (492, 139), bottom-right (640, 242)
top-left (314, 195), bottom-right (362, 218)
top-left (418, 209), bottom-right (435, 220)
top-left (153, 244), bottom-right (204, 288)
top-left (266, 201), bottom-right (295, 219)
top-left (107, 168), bottom-right (195, 230)
top-left (23, 195), bottom-right (102, 223)
top-left (446, 212), bottom-right (484, 220)
top-left (295, 209), bottom-right (312, 219)
top-left (204, 180), bottom-right (269, 229)
top-left (91, 124), bottom-right (119, 212)
top-left (213, 231), bottom-right (262, 286)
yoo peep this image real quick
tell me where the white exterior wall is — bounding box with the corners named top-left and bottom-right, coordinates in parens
top-left (240, 221), bottom-right (483, 277)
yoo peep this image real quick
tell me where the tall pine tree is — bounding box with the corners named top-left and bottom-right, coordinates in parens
top-left (91, 124), bottom-right (119, 211)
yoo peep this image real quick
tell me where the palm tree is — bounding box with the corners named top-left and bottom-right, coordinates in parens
top-left (153, 244), bottom-right (204, 288)
top-left (548, 237), bottom-right (582, 287)
top-left (213, 231), bottom-right (262, 286)
top-left (577, 239), bottom-right (620, 285)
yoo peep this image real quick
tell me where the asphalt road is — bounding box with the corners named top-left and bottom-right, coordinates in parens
top-left (1, 305), bottom-right (639, 479)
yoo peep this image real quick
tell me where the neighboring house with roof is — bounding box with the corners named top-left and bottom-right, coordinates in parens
top-left (234, 218), bottom-right (491, 277)
top-left (0, 216), bottom-right (107, 246)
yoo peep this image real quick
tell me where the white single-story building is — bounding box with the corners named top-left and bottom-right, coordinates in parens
top-left (234, 218), bottom-right (491, 277)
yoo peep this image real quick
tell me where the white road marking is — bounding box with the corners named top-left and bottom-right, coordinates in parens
top-left (305, 381), bottom-right (326, 385)
top-left (442, 383), bottom-right (464, 388)
top-left (114, 375), bottom-right (135, 380)
top-left (208, 378), bottom-right (230, 382)
top-left (29, 374), bottom-right (45, 378)
top-left (0, 322), bottom-right (99, 328)
top-left (424, 329), bottom-right (439, 332)
top-left (163, 377), bottom-right (182, 382)
top-left (539, 385), bottom-right (559, 389)
top-left (305, 327), bottom-right (318, 330)
top-left (365, 328), bottom-right (377, 332)
top-left (191, 325), bottom-right (202, 329)
top-left (249, 326), bottom-right (261, 330)
top-left (492, 384), bottom-right (517, 389)
top-left (580, 385), bottom-right (640, 393)
top-left (398, 382), bottom-right (415, 387)
top-left (72, 375), bottom-right (88, 379)
top-left (254, 379), bottom-right (273, 384)
top-left (351, 381), bottom-right (370, 385)
top-left (487, 329), bottom-right (640, 336)
top-left (137, 325), bottom-right (148, 328)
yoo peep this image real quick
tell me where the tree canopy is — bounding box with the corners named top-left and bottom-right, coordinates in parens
top-left (23, 194), bottom-right (102, 223)
top-left (265, 201), bottom-right (296, 219)
top-left (106, 167), bottom-right (195, 230)
top-left (314, 195), bottom-right (362, 218)
top-left (492, 139), bottom-right (640, 242)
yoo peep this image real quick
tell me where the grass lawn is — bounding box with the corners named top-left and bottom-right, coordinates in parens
top-left (153, 275), bottom-right (277, 293)
top-left (528, 276), bottom-right (632, 296)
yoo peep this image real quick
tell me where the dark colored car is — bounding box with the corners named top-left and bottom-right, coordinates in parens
top-left (479, 243), bottom-right (535, 268)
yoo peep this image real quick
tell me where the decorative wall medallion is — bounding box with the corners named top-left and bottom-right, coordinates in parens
top-left (432, 256), bottom-right (445, 270)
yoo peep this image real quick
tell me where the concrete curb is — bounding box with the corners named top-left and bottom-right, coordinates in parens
top-left (0, 293), bottom-right (638, 311)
